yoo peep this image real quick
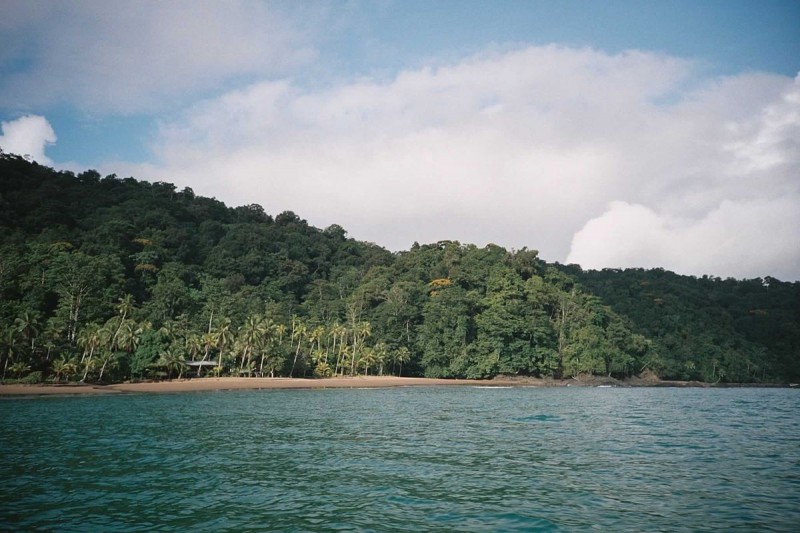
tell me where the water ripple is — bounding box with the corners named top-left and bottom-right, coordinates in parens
top-left (2, 387), bottom-right (799, 531)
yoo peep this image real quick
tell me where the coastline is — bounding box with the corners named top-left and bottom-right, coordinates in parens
top-left (0, 375), bottom-right (795, 396)
top-left (0, 376), bottom-right (514, 396)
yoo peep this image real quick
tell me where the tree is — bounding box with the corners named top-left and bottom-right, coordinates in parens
top-left (393, 346), bottom-right (411, 377)
top-left (417, 283), bottom-right (474, 378)
top-left (329, 322), bottom-right (347, 376)
top-left (215, 318), bottom-right (234, 373)
top-left (1, 327), bottom-right (23, 380)
top-left (14, 311), bottom-right (40, 351)
top-left (372, 342), bottom-right (388, 375)
top-left (350, 321), bottom-right (372, 376)
top-left (550, 285), bottom-right (580, 379)
top-left (77, 324), bottom-right (103, 382)
top-left (237, 315), bottom-right (260, 373)
top-left (51, 355), bottom-right (77, 383)
top-left (48, 251), bottom-right (123, 343)
top-left (96, 350), bottom-right (118, 382)
top-left (359, 347), bottom-right (377, 376)
top-left (157, 349), bottom-right (187, 379)
top-left (9, 361), bottom-right (30, 379)
top-left (289, 317), bottom-right (307, 377)
top-left (475, 267), bottom-right (535, 376)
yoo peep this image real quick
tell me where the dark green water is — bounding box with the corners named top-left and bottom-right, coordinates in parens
top-left (2, 387), bottom-right (799, 531)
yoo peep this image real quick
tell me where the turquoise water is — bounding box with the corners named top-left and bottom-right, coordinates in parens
top-left (2, 387), bottom-right (799, 531)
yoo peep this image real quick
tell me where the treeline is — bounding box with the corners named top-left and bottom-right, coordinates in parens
top-left (568, 267), bottom-right (800, 382)
top-left (1, 153), bottom-right (797, 383)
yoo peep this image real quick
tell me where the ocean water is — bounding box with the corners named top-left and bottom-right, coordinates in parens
top-left (1, 387), bottom-right (798, 531)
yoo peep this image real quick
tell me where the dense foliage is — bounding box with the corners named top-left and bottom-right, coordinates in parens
top-left (567, 267), bottom-right (800, 382)
top-left (1, 153), bottom-right (797, 384)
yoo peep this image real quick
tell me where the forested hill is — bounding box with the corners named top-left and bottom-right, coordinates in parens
top-left (562, 266), bottom-right (800, 382)
top-left (1, 153), bottom-right (798, 384)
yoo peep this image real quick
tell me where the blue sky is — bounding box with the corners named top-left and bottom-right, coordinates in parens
top-left (1, 0), bottom-right (799, 280)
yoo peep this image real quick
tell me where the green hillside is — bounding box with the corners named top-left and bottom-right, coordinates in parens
top-left (1, 153), bottom-right (797, 384)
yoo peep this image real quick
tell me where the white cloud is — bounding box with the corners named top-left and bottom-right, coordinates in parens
top-left (566, 200), bottom-right (800, 280)
top-left (0, 115), bottom-right (56, 164)
top-left (0, 1), bottom-right (316, 113)
top-left (116, 46), bottom-right (799, 280)
top-left (568, 73), bottom-right (800, 279)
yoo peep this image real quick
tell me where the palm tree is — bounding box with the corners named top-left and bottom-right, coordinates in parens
top-left (350, 321), bottom-right (371, 376)
top-left (337, 345), bottom-right (352, 377)
top-left (51, 357), bottom-right (67, 383)
top-left (14, 311), bottom-right (40, 351)
top-left (274, 323), bottom-right (287, 347)
top-left (158, 349), bottom-right (187, 379)
top-left (240, 358), bottom-right (256, 377)
top-left (115, 320), bottom-right (141, 354)
top-left (78, 324), bottom-right (103, 382)
top-left (41, 321), bottom-right (63, 362)
top-left (117, 294), bottom-right (135, 321)
top-left (51, 356), bottom-right (77, 383)
top-left (309, 326), bottom-right (326, 358)
top-left (257, 322), bottom-right (287, 377)
top-left (372, 342), bottom-right (388, 376)
top-left (201, 331), bottom-right (217, 362)
top-left (94, 325), bottom-right (115, 382)
top-left (109, 294), bottom-right (135, 351)
top-left (181, 332), bottom-right (201, 377)
top-left (330, 322), bottom-right (348, 376)
top-left (394, 346), bottom-right (411, 377)
top-left (185, 334), bottom-right (202, 362)
top-left (238, 315), bottom-right (263, 374)
top-left (289, 317), bottom-right (307, 377)
top-left (313, 359), bottom-right (332, 377)
top-left (96, 350), bottom-right (117, 382)
top-left (215, 318), bottom-right (234, 374)
top-left (257, 318), bottom-right (276, 375)
top-left (1, 326), bottom-right (22, 380)
top-left (359, 347), bottom-right (377, 376)
top-left (9, 361), bottom-right (30, 379)
top-left (158, 322), bottom-right (178, 346)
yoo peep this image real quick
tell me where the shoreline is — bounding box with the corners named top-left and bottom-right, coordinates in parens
top-left (0, 376), bottom-right (515, 396)
top-left (0, 375), bottom-right (796, 396)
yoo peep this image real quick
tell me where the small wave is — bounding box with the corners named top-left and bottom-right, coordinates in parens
top-left (515, 414), bottom-right (562, 423)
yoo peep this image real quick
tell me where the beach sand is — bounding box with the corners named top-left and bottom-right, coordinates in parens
top-left (3, 374), bottom-right (763, 396)
top-left (0, 376), bottom-right (528, 396)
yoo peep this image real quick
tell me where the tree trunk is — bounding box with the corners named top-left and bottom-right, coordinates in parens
top-left (80, 346), bottom-right (95, 382)
top-left (98, 353), bottom-right (111, 382)
top-left (290, 339), bottom-right (301, 377)
top-left (217, 344), bottom-right (225, 373)
top-left (350, 337), bottom-right (358, 376)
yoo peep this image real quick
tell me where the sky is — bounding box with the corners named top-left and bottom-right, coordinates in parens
top-left (1, 0), bottom-right (799, 281)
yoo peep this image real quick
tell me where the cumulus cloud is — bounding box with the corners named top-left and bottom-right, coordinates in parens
top-left (0, 114), bottom-right (56, 164)
top-left (136, 47), bottom-right (692, 250)
top-left (566, 200), bottom-right (800, 280)
top-left (568, 74), bottom-right (800, 279)
top-left (127, 45), bottom-right (800, 279)
top-left (0, 1), bottom-right (316, 113)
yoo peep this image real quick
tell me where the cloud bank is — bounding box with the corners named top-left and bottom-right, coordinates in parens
top-left (0, 115), bottom-right (56, 164)
top-left (121, 46), bottom-right (799, 280)
top-left (0, 1), bottom-right (315, 113)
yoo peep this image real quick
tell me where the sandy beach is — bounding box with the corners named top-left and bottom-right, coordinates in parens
top-left (0, 376), bottom-right (529, 396)
top-left (2, 374), bottom-right (786, 396)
